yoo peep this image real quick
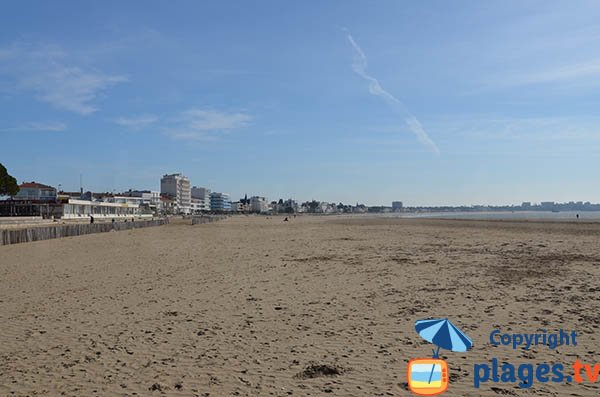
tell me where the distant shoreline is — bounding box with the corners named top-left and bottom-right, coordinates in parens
top-left (377, 210), bottom-right (600, 222)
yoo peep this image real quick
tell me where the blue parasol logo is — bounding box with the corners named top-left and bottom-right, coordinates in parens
top-left (408, 318), bottom-right (473, 395)
top-left (415, 318), bottom-right (473, 358)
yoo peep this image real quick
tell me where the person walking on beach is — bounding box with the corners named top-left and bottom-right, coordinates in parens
top-left (90, 215), bottom-right (94, 224)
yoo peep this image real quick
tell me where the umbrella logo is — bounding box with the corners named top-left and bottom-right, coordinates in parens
top-left (407, 318), bottom-right (473, 396)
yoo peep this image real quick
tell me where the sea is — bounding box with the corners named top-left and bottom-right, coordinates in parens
top-left (390, 211), bottom-right (600, 221)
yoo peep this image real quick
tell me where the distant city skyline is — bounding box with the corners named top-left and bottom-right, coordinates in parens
top-left (10, 174), bottom-right (600, 210)
top-left (2, 1), bottom-right (600, 206)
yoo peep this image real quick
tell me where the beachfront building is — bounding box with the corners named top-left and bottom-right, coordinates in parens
top-left (230, 201), bottom-right (242, 213)
top-left (191, 186), bottom-right (211, 212)
top-left (14, 182), bottom-right (57, 201)
top-left (3, 184), bottom-right (149, 219)
top-left (392, 201), bottom-right (403, 211)
top-left (231, 197), bottom-right (251, 213)
top-left (123, 190), bottom-right (160, 206)
top-left (249, 196), bottom-right (269, 213)
top-left (159, 195), bottom-right (176, 215)
top-left (160, 173), bottom-right (191, 214)
top-left (61, 198), bottom-right (147, 219)
top-left (210, 192), bottom-right (231, 212)
top-left (105, 196), bottom-right (145, 206)
top-left (0, 181), bottom-right (61, 217)
top-left (190, 198), bottom-right (205, 213)
top-left (190, 198), bottom-right (199, 213)
top-left (122, 190), bottom-right (160, 214)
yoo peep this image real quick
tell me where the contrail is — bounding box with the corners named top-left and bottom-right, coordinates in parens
top-left (347, 33), bottom-right (440, 153)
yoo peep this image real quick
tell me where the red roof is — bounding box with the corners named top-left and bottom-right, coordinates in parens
top-left (19, 181), bottom-right (55, 189)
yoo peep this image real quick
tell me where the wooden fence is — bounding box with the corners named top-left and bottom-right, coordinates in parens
top-left (0, 219), bottom-right (169, 246)
top-left (191, 215), bottom-right (228, 225)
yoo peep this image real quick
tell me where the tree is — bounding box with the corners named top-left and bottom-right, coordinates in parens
top-left (0, 163), bottom-right (18, 196)
top-left (308, 200), bottom-right (320, 212)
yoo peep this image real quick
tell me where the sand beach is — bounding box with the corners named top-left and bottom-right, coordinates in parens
top-left (1, 215), bottom-right (599, 396)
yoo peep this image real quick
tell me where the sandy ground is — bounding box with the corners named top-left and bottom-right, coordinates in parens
top-left (0, 215), bottom-right (599, 396)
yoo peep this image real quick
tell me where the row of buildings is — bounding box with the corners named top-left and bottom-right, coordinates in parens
top-left (159, 174), bottom-right (299, 215)
top-left (159, 173), bottom-right (230, 214)
top-left (0, 171), bottom-right (407, 219)
top-left (0, 182), bottom-right (154, 219)
top-left (0, 173), bottom-right (297, 218)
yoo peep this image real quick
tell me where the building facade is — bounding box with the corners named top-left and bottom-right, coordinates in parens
top-left (159, 195), bottom-right (176, 215)
top-left (121, 190), bottom-right (160, 214)
top-left (61, 199), bottom-right (146, 219)
top-left (249, 196), bottom-right (269, 213)
top-left (190, 198), bottom-right (205, 213)
top-left (15, 182), bottom-right (57, 201)
top-left (210, 192), bottom-right (231, 212)
top-left (230, 201), bottom-right (244, 213)
top-left (392, 201), bottom-right (403, 211)
top-left (0, 181), bottom-right (60, 217)
top-left (191, 186), bottom-right (211, 212)
top-left (160, 173), bottom-right (191, 214)
top-left (123, 190), bottom-right (160, 205)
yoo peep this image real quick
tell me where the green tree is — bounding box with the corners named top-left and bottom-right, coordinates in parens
top-left (0, 163), bottom-right (19, 196)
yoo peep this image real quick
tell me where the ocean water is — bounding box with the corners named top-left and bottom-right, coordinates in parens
top-left (393, 211), bottom-right (600, 221)
top-left (409, 363), bottom-right (442, 382)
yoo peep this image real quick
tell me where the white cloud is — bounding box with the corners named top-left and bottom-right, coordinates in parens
top-left (115, 114), bottom-right (158, 128)
top-left (166, 109), bottom-right (251, 140)
top-left (181, 109), bottom-right (251, 130)
top-left (510, 60), bottom-right (600, 86)
top-left (0, 42), bottom-right (127, 114)
top-left (346, 33), bottom-right (439, 153)
top-left (427, 115), bottom-right (600, 144)
top-left (1, 121), bottom-right (67, 132)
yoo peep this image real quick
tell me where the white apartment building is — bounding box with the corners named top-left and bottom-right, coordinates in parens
top-left (123, 190), bottom-right (160, 206)
top-left (160, 173), bottom-right (191, 214)
top-left (249, 196), bottom-right (269, 213)
top-left (14, 182), bottom-right (57, 201)
top-left (191, 186), bottom-right (211, 212)
top-left (190, 198), bottom-right (202, 213)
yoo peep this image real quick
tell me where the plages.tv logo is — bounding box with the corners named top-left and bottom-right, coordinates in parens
top-left (407, 318), bottom-right (473, 396)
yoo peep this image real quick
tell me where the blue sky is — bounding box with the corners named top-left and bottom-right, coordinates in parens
top-left (1, 1), bottom-right (600, 205)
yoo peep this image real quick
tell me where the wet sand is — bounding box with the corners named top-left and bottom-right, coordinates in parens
top-left (1, 215), bottom-right (599, 396)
